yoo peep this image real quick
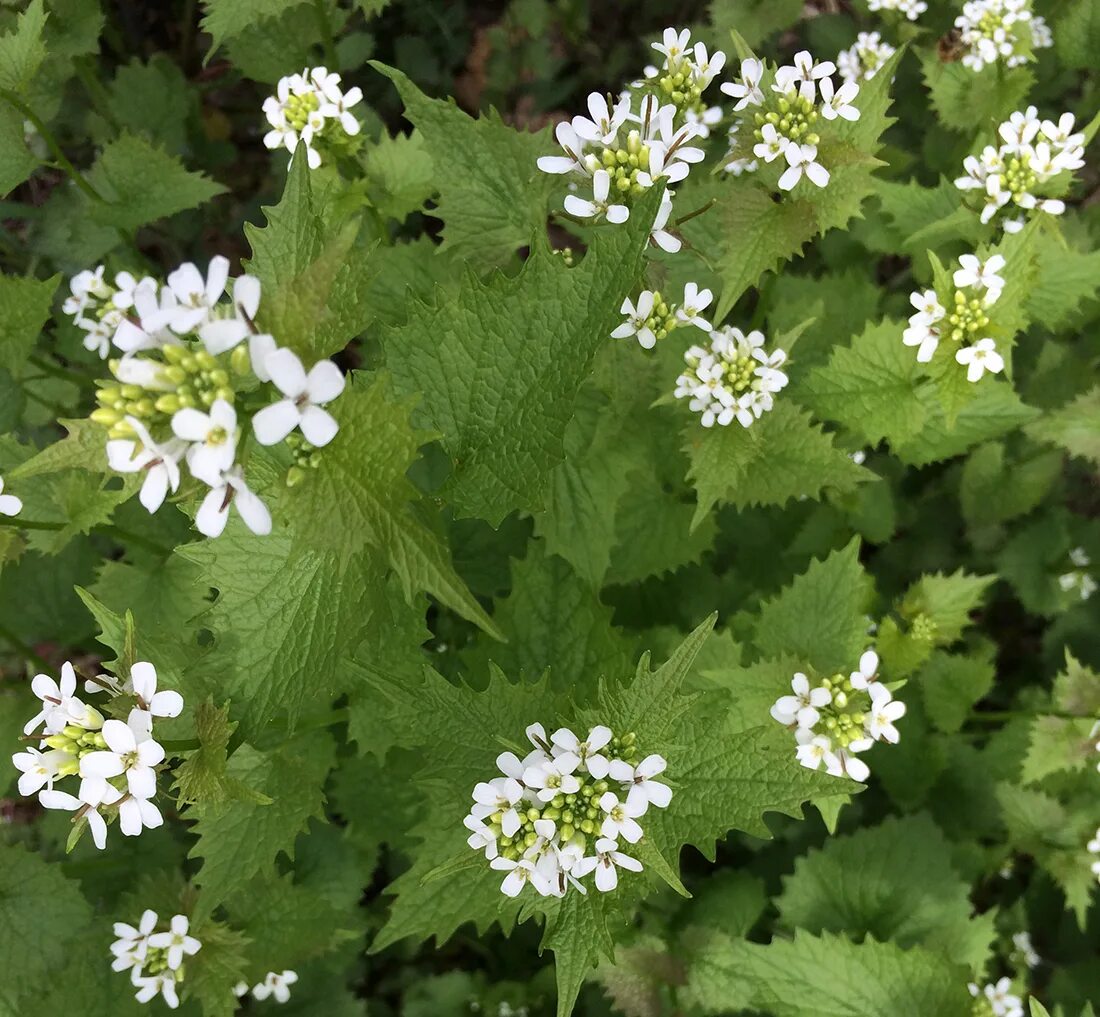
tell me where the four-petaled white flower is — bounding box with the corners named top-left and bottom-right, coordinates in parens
top-left (106, 416), bottom-right (186, 515)
top-left (779, 143), bottom-right (830, 190)
top-left (753, 123), bottom-right (788, 163)
top-left (490, 856), bottom-right (552, 898)
top-left (953, 254), bottom-right (1005, 302)
top-left (172, 399), bottom-right (239, 486)
top-left (464, 815), bottom-right (499, 859)
top-left (909, 290), bottom-right (945, 326)
top-left (198, 274), bottom-right (262, 354)
top-left (551, 725), bottom-right (612, 779)
top-left (524, 752), bottom-right (582, 802)
top-left (126, 661), bottom-right (184, 726)
top-left (795, 734), bottom-right (838, 773)
top-left (956, 337), bottom-right (1005, 382)
top-left (563, 169), bottom-right (630, 224)
top-left (652, 27), bottom-right (691, 61)
top-left (608, 754), bottom-right (672, 814)
top-left (195, 466), bottom-right (273, 539)
top-left (148, 914), bottom-right (202, 971)
top-left (720, 58), bottom-right (764, 110)
top-left (252, 970), bottom-right (299, 1003)
top-left (866, 684), bottom-right (906, 743)
top-left (111, 909), bottom-right (158, 972)
top-left (40, 782), bottom-right (121, 850)
top-left (11, 747), bottom-right (68, 796)
top-left (611, 291), bottom-right (659, 349)
top-left (79, 717), bottom-right (165, 800)
top-left (0, 475), bottom-right (22, 517)
top-left (771, 672), bottom-right (832, 729)
top-left (573, 838), bottom-right (643, 892)
top-left (848, 649), bottom-right (880, 690)
top-left (572, 92), bottom-right (630, 145)
top-left (676, 283), bottom-right (713, 331)
top-left (649, 191), bottom-right (681, 253)
top-left (818, 77), bottom-right (860, 121)
top-left (471, 776), bottom-right (524, 835)
top-left (134, 971), bottom-right (180, 1009)
top-left (251, 349), bottom-right (346, 448)
top-left (25, 661), bottom-right (100, 735)
top-left (598, 791), bottom-right (645, 843)
top-left (164, 258), bottom-right (230, 334)
top-left (775, 51), bottom-right (836, 100)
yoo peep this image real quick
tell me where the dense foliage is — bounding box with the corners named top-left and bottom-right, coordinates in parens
top-left (0, 0), bottom-right (1098, 1015)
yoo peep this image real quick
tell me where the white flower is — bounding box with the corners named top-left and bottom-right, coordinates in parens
top-left (523, 752), bottom-right (582, 802)
top-left (753, 123), bottom-right (788, 163)
top-left (902, 322), bottom-right (939, 363)
top-left (598, 791), bottom-right (644, 843)
top-left (0, 475), bottom-right (22, 517)
top-left (771, 672), bottom-right (832, 729)
top-left (118, 795), bottom-right (164, 837)
top-left (314, 70), bottom-right (362, 135)
top-left (795, 734), bottom-right (838, 773)
top-left (24, 661), bottom-right (101, 735)
top-left (720, 58), bottom-right (764, 110)
top-left (956, 338), bottom-right (1004, 382)
top-left (976, 977), bottom-right (1024, 1017)
top-left (134, 971), bottom-right (180, 1009)
top-left (563, 169), bottom-right (630, 224)
top-left (848, 649), bottom-right (880, 690)
top-left (111, 910), bottom-right (158, 971)
top-left (195, 466), bottom-right (272, 539)
top-left (39, 783), bottom-right (121, 850)
top-left (147, 914), bottom-right (201, 971)
top-left (832, 748), bottom-right (871, 783)
top-left (170, 399), bottom-right (239, 486)
top-left (1040, 112), bottom-right (1082, 148)
top-left (551, 725), bottom-right (612, 779)
top-left (251, 348), bottom-right (345, 448)
top-left (609, 753), bottom-right (672, 814)
top-left (1012, 931), bottom-right (1040, 968)
top-left (199, 274), bottom-right (262, 355)
top-left (572, 92), bottom-right (631, 145)
top-left (953, 253), bottom-right (1005, 301)
top-left (775, 50), bottom-right (835, 101)
top-left (490, 856), bottom-right (553, 898)
top-left (866, 684), bottom-right (906, 743)
top-left (998, 106), bottom-right (1040, 153)
top-left (79, 716), bottom-right (165, 800)
top-left (164, 257), bottom-right (230, 334)
top-left (537, 120), bottom-right (587, 175)
top-left (818, 77), bottom-right (860, 121)
top-left (676, 283), bottom-right (713, 331)
top-left (778, 143), bottom-right (830, 190)
top-left (464, 815), bottom-right (499, 859)
top-left (126, 661), bottom-right (184, 725)
top-left (470, 776), bottom-right (525, 835)
top-left (649, 191), bottom-right (681, 253)
top-left (11, 747), bottom-right (69, 796)
top-left (611, 291), bottom-right (658, 349)
top-left (252, 970), bottom-right (299, 1003)
top-left (652, 27), bottom-right (691, 61)
top-left (106, 416), bottom-right (186, 514)
top-left (572, 837), bottom-right (643, 892)
top-left (909, 289), bottom-right (945, 326)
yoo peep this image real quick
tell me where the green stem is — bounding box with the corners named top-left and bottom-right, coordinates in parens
top-left (0, 621), bottom-right (50, 671)
top-left (311, 0), bottom-right (339, 68)
top-left (0, 88), bottom-right (104, 205)
top-left (22, 386), bottom-right (68, 416)
top-left (0, 517), bottom-right (170, 556)
top-left (28, 354), bottom-right (95, 389)
top-left (73, 57), bottom-right (121, 133)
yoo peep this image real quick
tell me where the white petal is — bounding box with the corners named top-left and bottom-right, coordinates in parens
top-left (195, 486), bottom-right (230, 538)
top-left (234, 485), bottom-right (272, 536)
top-left (252, 400), bottom-right (301, 446)
top-left (305, 360), bottom-right (345, 404)
top-left (265, 348), bottom-right (308, 398)
top-left (299, 405), bottom-right (339, 447)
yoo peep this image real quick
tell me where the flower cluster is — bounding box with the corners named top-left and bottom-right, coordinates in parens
top-left (63, 258), bottom-right (346, 538)
top-left (537, 27), bottom-right (724, 252)
top-left (903, 254), bottom-right (1007, 382)
top-left (1088, 827), bottom-right (1100, 882)
top-left (0, 474), bottom-right (21, 517)
top-left (1058, 547), bottom-right (1096, 601)
top-left (867, 0), bottom-right (926, 19)
top-left (720, 50), bottom-right (860, 192)
top-left (12, 660), bottom-right (181, 849)
top-left (674, 326), bottom-right (788, 428)
top-left (837, 32), bottom-right (897, 84)
top-left (262, 66), bottom-right (362, 169)
top-left (234, 970), bottom-right (299, 1003)
top-left (463, 723), bottom-right (670, 897)
top-left (954, 0), bottom-right (1053, 72)
top-left (111, 911), bottom-right (201, 1010)
top-left (955, 108), bottom-right (1085, 234)
top-left (611, 282), bottom-right (712, 350)
top-left (1011, 931), bottom-right (1040, 969)
top-left (770, 649), bottom-right (906, 783)
top-left (968, 978), bottom-right (1025, 1017)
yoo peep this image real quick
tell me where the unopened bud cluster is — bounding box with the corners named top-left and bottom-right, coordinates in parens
top-left (111, 910), bottom-right (201, 1010)
top-left (954, 0), bottom-right (1053, 73)
top-left (537, 27), bottom-right (722, 252)
top-left (903, 253), bottom-right (1007, 383)
top-left (771, 650), bottom-right (906, 783)
top-left (263, 66), bottom-right (363, 169)
top-left (955, 107), bottom-right (1084, 234)
top-left (721, 50), bottom-right (860, 192)
top-left (675, 325), bottom-right (789, 429)
top-left (63, 256), bottom-right (346, 538)
top-left (464, 722), bottom-right (672, 897)
top-left (11, 660), bottom-right (182, 850)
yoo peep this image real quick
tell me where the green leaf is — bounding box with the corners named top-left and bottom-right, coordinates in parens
top-left (0, 271), bottom-right (58, 374)
top-left (1053, 0), bottom-right (1100, 70)
top-left (959, 441), bottom-right (1063, 527)
top-left (185, 919), bottom-right (251, 1017)
top-left (9, 418), bottom-right (111, 478)
top-left (380, 188), bottom-right (660, 524)
top-left (1025, 235), bottom-right (1100, 332)
top-left (898, 570), bottom-right (996, 645)
top-left (371, 62), bottom-right (554, 269)
top-left (708, 0), bottom-right (802, 48)
top-left (175, 532), bottom-right (378, 736)
top-left (1026, 386), bottom-right (1100, 465)
top-left (0, 0), bottom-right (48, 93)
top-left (85, 133), bottom-right (225, 230)
top-left (173, 699), bottom-right (270, 807)
top-left (279, 373), bottom-right (501, 637)
top-left (245, 156), bottom-right (379, 360)
top-left (363, 129), bottom-right (436, 222)
top-left (188, 731), bottom-right (335, 911)
top-left (920, 651), bottom-right (995, 734)
top-left (776, 814), bottom-right (995, 969)
top-left (751, 538), bottom-right (873, 672)
top-left (0, 842), bottom-right (93, 1014)
top-left (685, 931), bottom-right (974, 1017)
top-left (1053, 652), bottom-right (1100, 716)
top-left (802, 319), bottom-right (930, 447)
top-left (461, 541), bottom-right (635, 691)
top-left (875, 177), bottom-right (982, 255)
top-left (0, 103), bottom-right (38, 195)
top-left (104, 55), bottom-right (195, 154)
top-left (200, 0), bottom-right (308, 52)
top-left (921, 52), bottom-right (1034, 133)
top-left (684, 400), bottom-right (868, 523)
top-left (1021, 715), bottom-right (1097, 784)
